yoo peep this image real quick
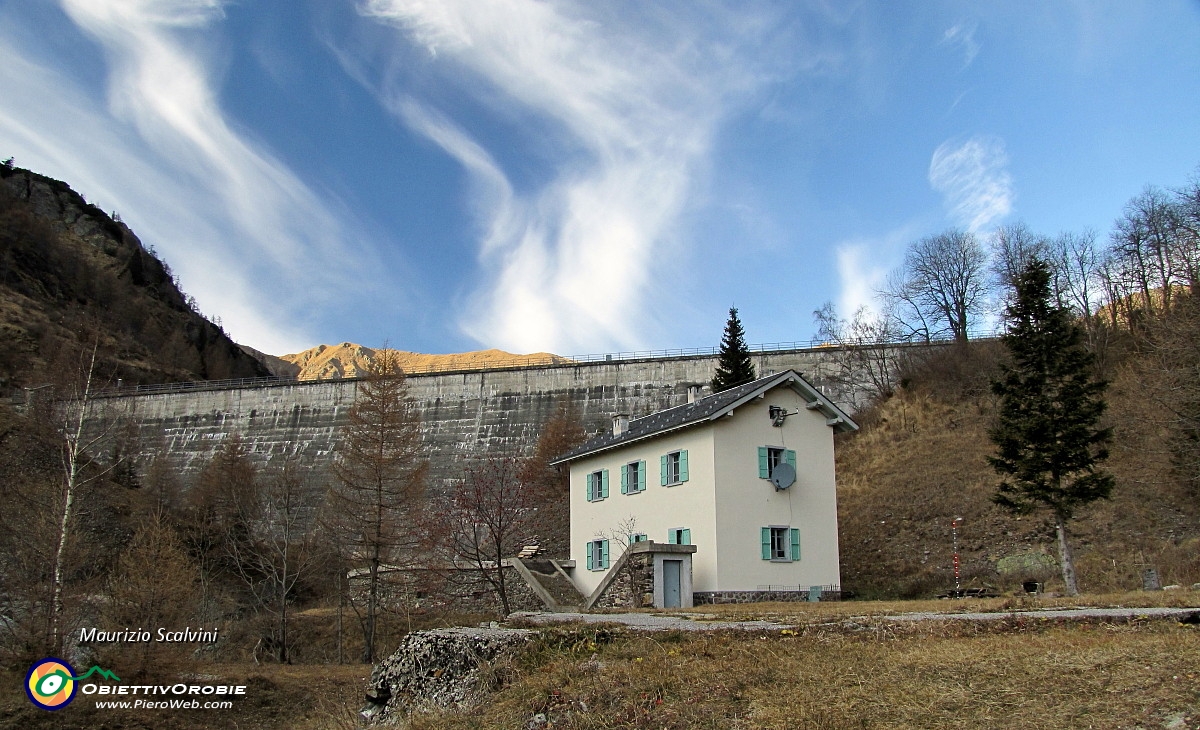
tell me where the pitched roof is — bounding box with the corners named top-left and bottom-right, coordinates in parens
top-left (550, 369), bottom-right (857, 465)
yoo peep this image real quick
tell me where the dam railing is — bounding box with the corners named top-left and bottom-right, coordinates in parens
top-left (86, 331), bottom-right (997, 399)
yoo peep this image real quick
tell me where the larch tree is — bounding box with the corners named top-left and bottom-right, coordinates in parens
top-left (326, 348), bottom-right (427, 663)
top-left (988, 259), bottom-right (1114, 596)
top-left (711, 306), bottom-right (756, 393)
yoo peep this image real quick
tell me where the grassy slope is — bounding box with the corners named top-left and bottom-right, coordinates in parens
top-left (836, 346), bottom-right (1200, 599)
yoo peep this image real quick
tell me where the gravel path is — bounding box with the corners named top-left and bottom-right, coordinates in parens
top-left (881, 606), bottom-right (1200, 623)
top-left (509, 606), bottom-right (1200, 632)
top-left (508, 611), bottom-right (792, 631)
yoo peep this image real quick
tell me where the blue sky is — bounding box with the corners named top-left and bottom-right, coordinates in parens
top-left (2, 1), bottom-right (1198, 357)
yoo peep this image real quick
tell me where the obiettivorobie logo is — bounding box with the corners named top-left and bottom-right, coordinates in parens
top-left (25, 658), bottom-right (120, 711)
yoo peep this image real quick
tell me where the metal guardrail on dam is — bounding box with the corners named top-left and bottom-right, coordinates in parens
top-left (88, 332), bottom-right (998, 399)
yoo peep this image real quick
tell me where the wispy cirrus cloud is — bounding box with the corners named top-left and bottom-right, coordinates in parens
top-left (356, 0), bottom-right (776, 353)
top-left (928, 135), bottom-right (1013, 233)
top-left (941, 21), bottom-right (980, 68)
top-left (0, 0), bottom-right (379, 353)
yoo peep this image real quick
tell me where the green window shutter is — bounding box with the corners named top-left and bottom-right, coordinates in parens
top-left (601, 540), bottom-right (610, 568)
top-left (638, 460), bottom-right (646, 491)
top-left (629, 534), bottom-right (637, 545)
top-left (790, 528), bottom-right (801, 561)
top-left (786, 450), bottom-right (797, 469)
top-left (601, 469), bottom-right (610, 498)
top-left (758, 447), bottom-right (769, 478)
top-left (761, 527), bottom-right (771, 560)
top-left (681, 528), bottom-right (691, 545)
top-left (586, 476), bottom-right (593, 502)
top-left (667, 530), bottom-right (677, 545)
top-left (620, 465), bottom-right (628, 494)
top-left (660, 455), bottom-right (669, 486)
top-left (679, 450), bottom-right (688, 482)
top-left (586, 544), bottom-right (594, 570)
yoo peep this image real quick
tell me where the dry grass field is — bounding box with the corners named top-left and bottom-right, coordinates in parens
top-left (5, 597), bottom-right (1198, 729)
top-left (403, 621), bottom-right (1199, 730)
top-left (836, 342), bottom-right (1200, 600)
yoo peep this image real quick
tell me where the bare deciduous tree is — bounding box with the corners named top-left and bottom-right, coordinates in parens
top-left (425, 455), bottom-right (536, 616)
top-left (1110, 186), bottom-right (1183, 317)
top-left (991, 222), bottom-right (1052, 300)
top-left (884, 229), bottom-right (989, 342)
top-left (813, 301), bottom-right (904, 408)
top-left (225, 461), bottom-right (320, 663)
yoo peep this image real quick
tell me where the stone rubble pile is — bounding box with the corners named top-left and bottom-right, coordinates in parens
top-left (361, 626), bottom-right (535, 725)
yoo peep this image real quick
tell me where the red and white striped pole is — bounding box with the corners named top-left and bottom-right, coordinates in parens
top-left (952, 517), bottom-right (963, 595)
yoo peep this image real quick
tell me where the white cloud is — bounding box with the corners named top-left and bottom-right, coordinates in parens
top-left (0, 0), bottom-right (385, 353)
top-left (832, 223), bottom-right (921, 320)
top-left (928, 135), bottom-right (1013, 233)
top-left (942, 21), bottom-right (980, 68)
top-left (358, 0), bottom-right (771, 353)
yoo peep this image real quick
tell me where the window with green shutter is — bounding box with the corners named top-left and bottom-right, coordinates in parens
top-left (588, 539), bottom-right (610, 571)
top-left (587, 470), bottom-right (608, 502)
top-left (661, 450), bottom-right (689, 486)
top-left (759, 447), bottom-right (794, 480)
top-left (667, 527), bottom-right (690, 545)
top-left (623, 460), bottom-right (645, 494)
top-left (762, 526), bottom-right (798, 562)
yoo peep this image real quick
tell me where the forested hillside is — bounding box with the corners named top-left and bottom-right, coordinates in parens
top-left (0, 162), bottom-right (269, 390)
top-left (832, 172), bottom-right (1200, 598)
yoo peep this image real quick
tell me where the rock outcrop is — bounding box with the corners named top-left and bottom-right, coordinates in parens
top-left (362, 627), bottom-right (535, 724)
top-left (279, 342), bottom-right (572, 381)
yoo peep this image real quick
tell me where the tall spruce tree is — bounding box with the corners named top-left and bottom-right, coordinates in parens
top-left (988, 259), bottom-right (1113, 596)
top-left (711, 306), bottom-right (756, 393)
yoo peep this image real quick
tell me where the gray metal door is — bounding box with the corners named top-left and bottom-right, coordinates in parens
top-left (663, 560), bottom-right (681, 608)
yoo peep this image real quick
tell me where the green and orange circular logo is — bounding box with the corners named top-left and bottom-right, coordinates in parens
top-left (25, 658), bottom-right (78, 711)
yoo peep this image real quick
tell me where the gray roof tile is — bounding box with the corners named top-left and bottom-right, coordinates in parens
top-left (551, 370), bottom-right (855, 464)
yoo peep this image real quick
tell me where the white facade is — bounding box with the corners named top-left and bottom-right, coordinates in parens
top-left (563, 373), bottom-right (851, 597)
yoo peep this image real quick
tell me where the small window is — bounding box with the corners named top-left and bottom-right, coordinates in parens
top-left (621, 460), bottom-right (645, 494)
top-left (760, 526), bottom-right (800, 562)
top-left (660, 450), bottom-right (689, 486)
top-left (629, 533), bottom-right (648, 545)
top-left (587, 539), bottom-right (610, 571)
top-left (586, 469), bottom-right (609, 502)
top-left (758, 447), bottom-right (797, 479)
top-left (667, 527), bottom-right (691, 545)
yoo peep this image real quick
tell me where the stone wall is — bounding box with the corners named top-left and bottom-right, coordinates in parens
top-left (590, 553), bottom-right (655, 610)
top-left (693, 588), bottom-right (842, 604)
top-left (91, 344), bottom-right (920, 494)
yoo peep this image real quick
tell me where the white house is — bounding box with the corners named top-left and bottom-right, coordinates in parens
top-left (551, 370), bottom-right (858, 605)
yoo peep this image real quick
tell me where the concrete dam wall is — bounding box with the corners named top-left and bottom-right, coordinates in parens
top-left (99, 344), bottom-right (899, 491)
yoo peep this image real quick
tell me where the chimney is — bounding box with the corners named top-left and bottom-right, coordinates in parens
top-left (612, 414), bottom-right (629, 436)
top-left (687, 385), bottom-right (703, 404)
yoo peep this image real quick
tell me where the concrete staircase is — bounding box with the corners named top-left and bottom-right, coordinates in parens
top-left (508, 558), bottom-right (583, 612)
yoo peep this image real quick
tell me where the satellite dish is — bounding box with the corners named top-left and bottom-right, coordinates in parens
top-left (770, 462), bottom-right (796, 490)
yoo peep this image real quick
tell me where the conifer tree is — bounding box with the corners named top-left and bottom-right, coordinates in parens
top-left (988, 259), bottom-right (1113, 596)
top-left (711, 307), bottom-right (757, 393)
top-left (326, 349), bottom-right (427, 662)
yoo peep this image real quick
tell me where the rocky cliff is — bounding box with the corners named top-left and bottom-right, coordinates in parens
top-left (278, 342), bottom-right (572, 381)
top-left (0, 164), bottom-right (270, 388)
